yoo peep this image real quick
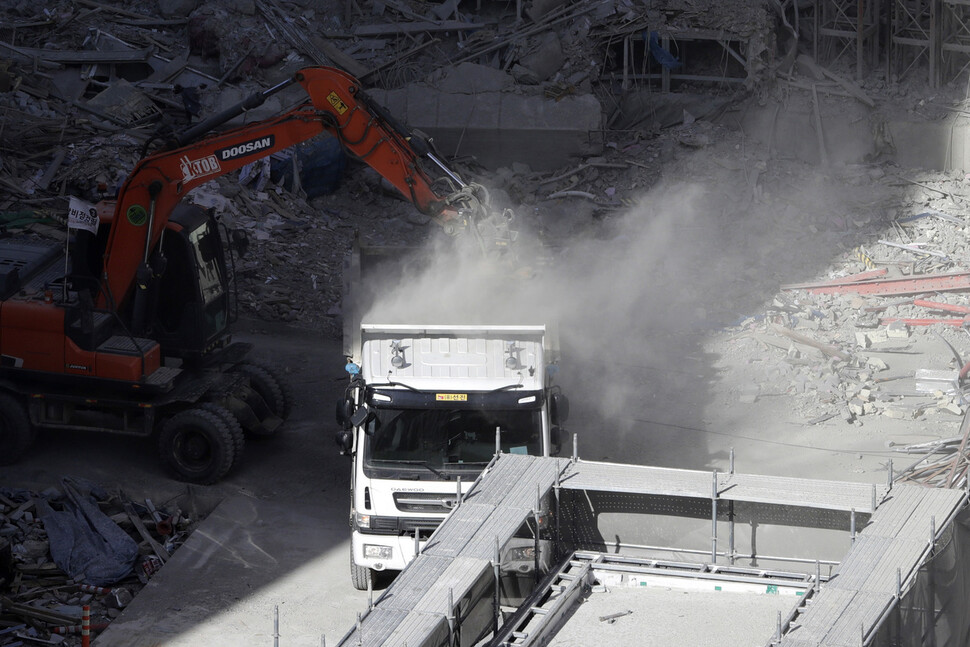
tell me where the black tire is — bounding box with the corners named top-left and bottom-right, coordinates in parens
top-left (350, 543), bottom-right (374, 591)
top-left (158, 408), bottom-right (235, 484)
top-left (197, 402), bottom-right (245, 468)
top-left (234, 362), bottom-right (293, 420)
top-left (0, 392), bottom-right (31, 466)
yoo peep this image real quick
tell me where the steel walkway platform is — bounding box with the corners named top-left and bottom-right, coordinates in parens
top-left (336, 454), bottom-right (968, 647)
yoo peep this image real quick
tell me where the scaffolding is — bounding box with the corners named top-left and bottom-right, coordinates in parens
top-left (815, 0), bottom-right (880, 80)
top-left (859, 0), bottom-right (970, 87)
top-left (942, 0), bottom-right (970, 84)
top-left (615, 28), bottom-right (749, 93)
top-left (334, 452), bottom-right (967, 647)
top-left (889, 0), bottom-right (940, 84)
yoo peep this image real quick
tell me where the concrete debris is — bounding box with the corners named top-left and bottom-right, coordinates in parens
top-left (0, 485), bottom-right (196, 646)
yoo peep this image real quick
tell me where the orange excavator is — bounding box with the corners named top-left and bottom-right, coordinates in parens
top-left (0, 66), bottom-right (516, 483)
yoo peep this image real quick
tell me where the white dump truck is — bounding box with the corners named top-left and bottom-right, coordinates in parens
top-left (335, 322), bottom-right (569, 589)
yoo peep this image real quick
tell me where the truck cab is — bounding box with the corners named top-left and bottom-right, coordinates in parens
top-left (336, 324), bottom-right (568, 590)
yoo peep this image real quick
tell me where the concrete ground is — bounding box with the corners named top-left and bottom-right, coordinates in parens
top-left (94, 496), bottom-right (360, 647)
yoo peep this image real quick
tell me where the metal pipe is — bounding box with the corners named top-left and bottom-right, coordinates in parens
top-left (554, 469), bottom-right (562, 561)
top-left (174, 75), bottom-right (296, 147)
top-left (711, 470), bottom-right (718, 563)
top-left (850, 508), bottom-right (857, 545)
top-left (274, 605), bottom-right (279, 647)
top-left (572, 433), bottom-right (578, 462)
top-left (447, 588), bottom-right (455, 644)
top-left (579, 539), bottom-right (841, 568)
top-left (492, 536), bottom-right (501, 636)
top-left (534, 486), bottom-right (541, 584)
top-left (456, 476), bottom-right (462, 508)
top-left (427, 152), bottom-right (465, 187)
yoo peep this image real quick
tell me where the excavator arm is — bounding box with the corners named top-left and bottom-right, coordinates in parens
top-left (100, 66), bottom-right (513, 311)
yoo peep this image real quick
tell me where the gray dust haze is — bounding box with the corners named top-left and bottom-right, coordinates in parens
top-left (360, 167), bottom-right (899, 464)
top-left (361, 181), bottom-right (713, 425)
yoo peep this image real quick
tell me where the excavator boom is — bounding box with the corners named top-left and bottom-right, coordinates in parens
top-left (101, 66), bottom-right (512, 311)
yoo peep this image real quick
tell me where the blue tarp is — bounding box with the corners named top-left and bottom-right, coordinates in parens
top-left (646, 31), bottom-right (682, 70)
top-left (36, 479), bottom-right (139, 585)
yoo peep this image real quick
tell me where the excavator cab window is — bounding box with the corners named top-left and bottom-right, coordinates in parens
top-left (188, 221), bottom-right (226, 308)
top-left (153, 205), bottom-right (230, 358)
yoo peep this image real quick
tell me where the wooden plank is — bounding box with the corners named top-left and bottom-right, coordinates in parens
top-left (0, 45), bottom-right (152, 64)
top-left (123, 500), bottom-right (168, 564)
top-left (354, 20), bottom-right (485, 36)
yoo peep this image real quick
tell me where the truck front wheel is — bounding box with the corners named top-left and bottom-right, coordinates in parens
top-left (350, 544), bottom-right (374, 591)
top-left (0, 392), bottom-right (31, 465)
top-left (159, 408), bottom-right (235, 484)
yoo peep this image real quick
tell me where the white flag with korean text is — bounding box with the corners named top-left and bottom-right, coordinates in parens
top-left (68, 196), bottom-right (99, 235)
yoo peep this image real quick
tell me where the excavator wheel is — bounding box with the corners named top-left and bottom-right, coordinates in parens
top-left (158, 408), bottom-right (236, 484)
top-left (197, 402), bottom-right (245, 469)
top-left (0, 392), bottom-right (31, 466)
top-left (233, 362), bottom-right (293, 421)
top-left (350, 544), bottom-right (375, 591)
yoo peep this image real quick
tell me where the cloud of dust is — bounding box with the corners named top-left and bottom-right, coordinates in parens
top-left (359, 181), bottom-right (710, 424)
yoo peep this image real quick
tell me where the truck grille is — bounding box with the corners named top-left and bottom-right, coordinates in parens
top-left (368, 516), bottom-right (441, 537)
top-left (394, 492), bottom-right (460, 514)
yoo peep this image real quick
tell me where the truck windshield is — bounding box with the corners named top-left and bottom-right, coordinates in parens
top-left (365, 407), bottom-right (541, 474)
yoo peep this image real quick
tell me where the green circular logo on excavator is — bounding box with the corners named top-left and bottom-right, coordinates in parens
top-left (127, 204), bottom-right (148, 226)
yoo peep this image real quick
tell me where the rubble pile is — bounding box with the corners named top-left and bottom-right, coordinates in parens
top-left (706, 165), bottom-right (970, 427)
top-left (7, 0), bottom-right (766, 333)
top-left (0, 482), bottom-right (193, 646)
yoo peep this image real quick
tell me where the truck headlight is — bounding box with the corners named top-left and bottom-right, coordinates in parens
top-left (363, 544), bottom-right (393, 560)
top-left (505, 546), bottom-right (535, 561)
top-left (355, 512), bottom-right (371, 529)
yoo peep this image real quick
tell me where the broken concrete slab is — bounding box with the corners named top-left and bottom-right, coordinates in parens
top-left (158, 0), bottom-right (199, 19)
top-left (372, 87), bottom-right (603, 170)
top-left (513, 31), bottom-right (564, 85)
top-left (86, 79), bottom-right (163, 126)
top-left (430, 62), bottom-right (513, 93)
top-left (613, 91), bottom-right (732, 131)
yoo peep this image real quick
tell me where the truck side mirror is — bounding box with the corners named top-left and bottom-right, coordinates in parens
top-left (335, 398), bottom-right (354, 429)
top-left (550, 392), bottom-right (569, 425)
top-left (350, 404), bottom-right (371, 428)
top-left (335, 430), bottom-right (353, 455)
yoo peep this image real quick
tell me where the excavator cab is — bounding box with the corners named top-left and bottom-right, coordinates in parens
top-left (69, 202), bottom-right (233, 364)
top-left (151, 204), bottom-right (232, 361)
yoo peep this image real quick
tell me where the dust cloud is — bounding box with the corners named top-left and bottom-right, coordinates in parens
top-left (359, 181), bottom-right (717, 432)
top-left (356, 163), bottom-right (888, 467)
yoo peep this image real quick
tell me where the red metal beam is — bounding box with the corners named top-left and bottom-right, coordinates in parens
top-left (913, 299), bottom-right (970, 314)
top-left (802, 272), bottom-right (970, 296)
top-left (781, 268), bottom-right (888, 291)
